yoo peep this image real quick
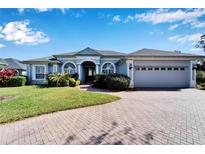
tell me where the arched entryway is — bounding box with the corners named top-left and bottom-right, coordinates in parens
top-left (82, 61), bottom-right (96, 82)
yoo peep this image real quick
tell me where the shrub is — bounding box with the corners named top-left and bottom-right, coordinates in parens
top-left (68, 78), bottom-right (76, 87)
top-left (93, 73), bottom-right (130, 91)
top-left (70, 73), bottom-right (79, 80)
top-left (106, 74), bottom-right (130, 91)
top-left (92, 74), bottom-right (107, 89)
top-left (0, 67), bottom-right (16, 86)
top-left (196, 71), bottom-right (205, 90)
top-left (48, 73), bottom-right (69, 87)
top-left (8, 76), bottom-right (27, 87)
top-left (19, 75), bottom-right (29, 85)
top-left (196, 71), bottom-right (205, 83)
top-left (75, 80), bottom-right (80, 86)
top-left (68, 78), bottom-right (81, 87)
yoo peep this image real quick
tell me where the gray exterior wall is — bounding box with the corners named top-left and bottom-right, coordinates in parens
top-left (117, 62), bottom-right (127, 75)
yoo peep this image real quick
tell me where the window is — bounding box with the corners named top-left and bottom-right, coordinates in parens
top-left (35, 66), bottom-right (45, 80)
top-left (180, 67), bottom-right (185, 71)
top-left (154, 67), bottom-right (159, 71)
top-left (161, 67), bottom-right (166, 71)
top-left (64, 63), bottom-right (76, 74)
top-left (102, 62), bottom-right (115, 75)
top-left (53, 65), bottom-right (58, 73)
top-left (167, 67), bottom-right (172, 71)
top-left (148, 67), bottom-right (153, 71)
top-left (174, 67), bottom-right (179, 71)
top-left (141, 67), bottom-right (146, 71)
top-left (135, 67), bottom-right (140, 70)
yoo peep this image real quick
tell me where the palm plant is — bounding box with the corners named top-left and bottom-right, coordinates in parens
top-left (48, 73), bottom-right (70, 87)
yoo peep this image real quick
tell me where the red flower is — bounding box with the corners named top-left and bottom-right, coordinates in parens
top-left (0, 67), bottom-right (16, 86)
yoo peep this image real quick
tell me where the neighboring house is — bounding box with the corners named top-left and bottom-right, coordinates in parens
top-left (0, 59), bottom-right (8, 69)
top-left (0, 58), bottom-right (27, 75)
top-left (23, 47), bottom-right (204, 88)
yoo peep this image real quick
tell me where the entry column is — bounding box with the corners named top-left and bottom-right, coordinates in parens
top-left (78, 64), bottom-right (82, 80)
top-left (126, 60), bottom-right (134, 88)
top-left (96, 64), bottom-right (99, 74)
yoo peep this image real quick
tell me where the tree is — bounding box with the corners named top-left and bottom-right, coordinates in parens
top-left (196, 34), bottom-right (205, 52)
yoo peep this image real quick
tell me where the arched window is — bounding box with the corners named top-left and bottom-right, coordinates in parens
top-left (64, 63), bottom-right (76, 74)
top-left (102, 62), bottom-right (115, 75)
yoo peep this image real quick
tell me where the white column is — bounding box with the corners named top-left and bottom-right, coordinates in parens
top-left (189, 61), bottom-right (196, 88)
top-left (126, 60), bottom-right (134, 88)
top-left (78, 64), bottom-right (82, 80)
top-left (96, 64), bottom-right (99, 74)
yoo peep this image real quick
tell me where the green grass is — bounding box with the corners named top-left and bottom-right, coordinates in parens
top-left (0, 86), bottom-right (120, 124)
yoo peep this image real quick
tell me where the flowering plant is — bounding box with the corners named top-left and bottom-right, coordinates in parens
top-left (0, 67), bottom-right (16, 86)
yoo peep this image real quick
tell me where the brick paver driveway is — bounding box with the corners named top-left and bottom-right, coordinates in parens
top-left (1, 87), bottom-right (205, 145)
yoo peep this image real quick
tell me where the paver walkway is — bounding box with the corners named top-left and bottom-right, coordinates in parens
top-left (1, 86), bottom-right (205, 144)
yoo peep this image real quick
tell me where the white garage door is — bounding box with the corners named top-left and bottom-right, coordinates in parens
top-left (134, 61), bottom-right (190, 88)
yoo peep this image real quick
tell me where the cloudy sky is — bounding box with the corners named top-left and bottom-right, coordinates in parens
top-left (0, 8), bottom-right (205, 60)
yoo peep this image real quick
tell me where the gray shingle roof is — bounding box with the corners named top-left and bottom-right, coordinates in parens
top-left (23, 56), bottom-right (61, 64)
top-left (0, 58), bottom-right (8, 65)
top-left (5, 58), bottom-right (27, 70)
top-left (128, 48), bottom-right (204, 57)
top-left (22, 47), bottom-right (204, 64)
top-left (54, 47), bottom-right (125, 57)
top-left (23, 56), bottom-right (52, 62)
top-left (0, 58), bottom-right (27, 70)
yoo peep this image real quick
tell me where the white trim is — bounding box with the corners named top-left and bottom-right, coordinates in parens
top-left (62, 61), bottom-right (77, 73)
top-left (32, 65), bottom-right (47, 80)
top-left (100, 61), bottom-right (116, 74)
top-left (78, 59), bottom-right (99, 65)
top-left (57, 58), bottom-right (77, 61)
top-left (101, 58), bottom-right (120, 61)
top-left (76, 56), bottom-right (100, 60)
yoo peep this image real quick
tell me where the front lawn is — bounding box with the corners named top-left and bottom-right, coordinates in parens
top-left (0, 86), bottom-right (120, 124)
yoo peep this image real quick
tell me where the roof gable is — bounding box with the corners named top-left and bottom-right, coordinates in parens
top-left (76, 47), bottom-right (102, 56)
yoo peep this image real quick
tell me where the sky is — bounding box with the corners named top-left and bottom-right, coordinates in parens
top-left (0, 8), bottom-right (205, 60)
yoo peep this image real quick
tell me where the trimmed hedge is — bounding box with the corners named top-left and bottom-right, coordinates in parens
top-left (93, 73), bottom-right (130, 91)
top-left (92, 74), bottom-right (107, 89)
top-left (8, 76), bottom-right (27, 87)
top-left (106, 74), bottom-right (130, 90)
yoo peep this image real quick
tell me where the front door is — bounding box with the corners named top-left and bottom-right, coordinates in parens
top-left (84, 67), bottom-right (95, 82)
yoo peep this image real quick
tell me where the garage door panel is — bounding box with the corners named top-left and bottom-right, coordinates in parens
top-left (134, 61), bottom-right (190, 88)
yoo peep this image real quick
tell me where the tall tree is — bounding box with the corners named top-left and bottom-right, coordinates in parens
top-left (196, 34), bottom-right (205, 52)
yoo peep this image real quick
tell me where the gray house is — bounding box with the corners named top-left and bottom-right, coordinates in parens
top-left (23, 47), bottom-right (203, 88)
top-left (0, 58), bottom-right (27, 75)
